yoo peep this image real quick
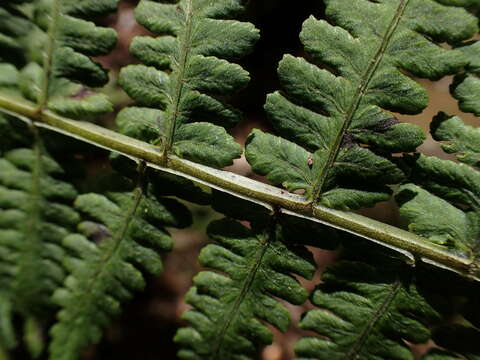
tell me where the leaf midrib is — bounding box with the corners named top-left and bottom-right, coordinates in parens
top-left (63, 178), bottom-right (145, 341)
top-left (210, 225), bottom-right (274, 360)
top-left (38, 0), bottom-right (60, 112)
top-left (343, 280), bottom-right (402, 360)
top-left (14, 134), bottom-right (44, 313)
top-left (310, 0), bottom-right (410, 202)
top-left (162, 0), bottom-right (194, 158)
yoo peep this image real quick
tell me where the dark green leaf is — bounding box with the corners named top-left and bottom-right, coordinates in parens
top-left (119, 0), bottom-right (259, 168)
top-left (247, 0), bottom-right (476, 209)
top-left (50, 184), bottom-right (191, 360)
top-left (175, 218), bottom-right (316, 360)
top-left (296, 261), bottom-right (440, 360)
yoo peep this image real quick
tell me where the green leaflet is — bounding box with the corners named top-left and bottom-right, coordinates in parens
top-left (397, 114), bottom-right (480, 262)
top-left (396, 184), bottom-right (475, 254)
top-left (175, 218), bottom-right (316, 360)
top-left (118, 0), bottom-right (259, 168)
top-left (397, 182), bottom-right (480, 258)
top-left (295, 261), bottom-right (440, 360)
top-left (0, 0), bottom-right (118, 118)
top-left (452, 41), bottom-right (480, 116)
top-left (0, 146), bottom-right (79, 348)
top-left (246, 0), bottom-right (477, 209)
top-left (0, 64), bottom-right (19, 91)
top-left (49, 179), bottom-right (192, 360)
top-left (431, 113), bottom-right (480, 167)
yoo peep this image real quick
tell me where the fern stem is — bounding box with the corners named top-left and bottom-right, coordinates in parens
top-left (37, 0), bottom-right (60, 113)
top-left (162, 0), bottom-right (194, 162)
top-left (310, 0), bottom-right (409, 203)
top-left (0, 93), bottom-right (477, 281)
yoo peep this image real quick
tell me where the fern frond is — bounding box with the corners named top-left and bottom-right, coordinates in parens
top-left (397, 113), bottom-right (479, 261)
top-left (0, 0), bottom-right (118, 118)
top-left (295, 261), bottom-right (440, 360)
top-left (0, 144), bottom-right (79, 349)
top-left (174, 217), bottom-right (316, 360)
top-left (49, 172), bottom-right (192, 360)
top-left (117, 0), bottom-right (259, 168)
top-left (245, 0), bottom-right (477, 210)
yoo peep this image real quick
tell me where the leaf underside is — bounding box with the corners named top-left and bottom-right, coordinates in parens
top-left (246, 0), bottom-right (476, 210)
top-left (49, 180), bottom-right (192, 360)
top-left (397, 113), bottom-right (480, 265)
top-left (295, 261), bottom-right (440, 360)
top-left (118, 0), bottom-right (259, 168)
top-left (0, 0), bottom-right (118, 118)
top-left (0, 1), bottom-right (479, 360)
top-left (175, 218), bottom-right (316, 360)
top-left (0, 145), bottom-right (79, 348)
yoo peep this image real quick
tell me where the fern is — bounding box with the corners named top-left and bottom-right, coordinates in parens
top-left (0, 0), bottom-right (479, 359)
top-left (396, 111), bottom-right (480, 357)
top-left (172, 192), bottom-right (339, 359)
top-left (0, 140), bottom-right (79, 354)
top-left (118, 0), bottom-right (259, 168)
top-left (0, 0), bottom-right (118, 118)
top-left (48, 166), bottom-right (192, 360)
top-left (295, 260), bottom-right (440, 360)
top-left (445, 0), bottom-right (480, 116)
top-left (431, 113), bottom-right (480, 167)
top-left (0, 1), bottom-right (120, 352)
top-left (175, 213), bottom-right (316, 360)
top-left (245, 0), bottom-right (476, 210)
top-left (0, 1), bottom-right (33, 68)
top-left (397, 113), bottom-right (479, 260)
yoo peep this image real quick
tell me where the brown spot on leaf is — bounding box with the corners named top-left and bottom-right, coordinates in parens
top-left (341, 132), bottom-right (355, 148)
top-left (72, 87), bottom-right (93, 100)
top-left (369, 117), bottom-right (400, 133)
